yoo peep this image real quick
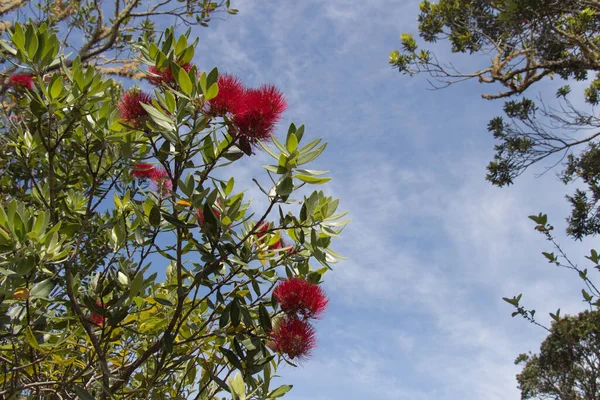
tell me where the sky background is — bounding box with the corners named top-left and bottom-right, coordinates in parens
top-left (158, 1), bottom-right (597, 399)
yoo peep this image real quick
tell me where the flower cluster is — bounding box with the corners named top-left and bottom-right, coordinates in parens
top-left (206, 75), bottom-right (287, 144)
top-left (273, 278), bottom-right (328, 320)
top-left (9, 74), bottom-right (34, 90)
top-left (117, 90), bottom-right (153, 128)
top-left (131, 163), bottom-right (172, 191)
top-left (269, 317), bottom-right (316, 360)
top-left (269, 278), bottom-right (328, 360)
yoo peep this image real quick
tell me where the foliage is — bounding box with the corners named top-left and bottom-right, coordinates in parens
top-left (515, 309), bottom-right (600, 400)
top-left (390, 0), bottom-right (600, 239)
top-left (0, 0), bottom-right (237, 83)
top-left (0, 19), bottom-right (348, 400)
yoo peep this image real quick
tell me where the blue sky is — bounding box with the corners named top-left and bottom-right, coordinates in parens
top-left (166, 1), bottom-right (593, 399)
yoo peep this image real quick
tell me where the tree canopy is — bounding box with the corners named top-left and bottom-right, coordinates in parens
top-left (390, 0), bottom-right (600, 239)
top-left (515, 309), bottom-right (600, 400)
top-left (0, 4), bottom-right (348, 399)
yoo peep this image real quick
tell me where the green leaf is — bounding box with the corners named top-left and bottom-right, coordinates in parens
top-left (24, 326), bottom-right (41, 350)
top-left (164, 90), bottom-right (176, 114)
top-left (177, 68), bottom-right (193, 95)
top-left (295, 174), bottom-right (331, 184)
top-left (298, 143), bottom-right (327, 165)
top-left (286, 133), bottom-right (298, 152)
top-left (542, 252), bottom-right (555, 262)
top-left (502, 296), bottom-right (519, 307)
top-left (205, 82), bottom-right (219, 100)
top-left (258, 304), bottom-right (272, 332)
top-left (140, 103), bottom-right (175, 131)
top-left (225, 177), bottom-right (234, 195)
top-left (268, 385), bottom-right (293, 398)
top-left (228, 372), bottom-right (246, 400)
top-left (50, 76), bottom-right (62, 98)
top-left (258, 141), bottom-right (279, 160)
top-left (73, 385), bottom-right (95, 400)
top-left (154, 296), bottom-right (174, 307)
top-left (221, 347), bottom-right (244, 371)
top-left (230, 300), bottom-right (241, 327)
top-left (276, 177), bottom-right (294, 196)
top-left (30, 279), bottom-right (55, 299)
top-left (25, 26), bottom-right (39, 59)
top-left (199, 71), bottom-right (207, 94)
top-left (149, 205), bottom-right (161, 227)
top-left (175, 35), bottom-right (187, 56)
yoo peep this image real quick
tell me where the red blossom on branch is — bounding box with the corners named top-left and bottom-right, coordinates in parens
top-left (233, 84), bottom-right (286, 142)
top-left (147, 63), bottom-right (193, 86)
top-left (117, 90), bottom-right (153, 127)
top-left (90, 300), bottom-right (106, 326)
top-left (273, 278), bottom-right (328, 320)
top-left (9, 74), bottom-right (34, 90)
top-left (131, 163), bottom-right (156, 179)
top-left (269, 316), bottom-right (316, 360)
top-left (205, 73), bottom-right (246, 117)
top-left (149, 167), bottom-right (172, 191)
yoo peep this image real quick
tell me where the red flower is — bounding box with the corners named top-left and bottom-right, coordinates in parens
top-left (269, 316), bottom-right (316, 360)
top-left (256, 222), bottom-right (270, 238)
top-left (9, 74), bottom-right (34, 90)
top-left (90, 300), bottom-right (106, 326)
top-left (131, 163), bottom-right (155, 179)
top-left (205, 74), bottom-right (246, 117)
top-left (149, 167), bottom-right (172, 191)
top-left (233, 84), bottom-right (286, 142)
top-left (273, 278), bottom-right (328, 320)
top-left (147, 63), bottom-right (193, 86)
top-left (117, 90), bottom-right (153, 127)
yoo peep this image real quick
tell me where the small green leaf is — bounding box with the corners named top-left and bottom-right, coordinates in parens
top-left (268, 385), bottom-right (293, 398)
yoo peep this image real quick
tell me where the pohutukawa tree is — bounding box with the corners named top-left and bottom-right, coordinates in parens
top-left (0, 18), bottom-right (348, 400)
top-left (390, 0), bottom-right (600, 239)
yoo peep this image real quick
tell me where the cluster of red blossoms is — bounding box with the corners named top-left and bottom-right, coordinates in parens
top-left (9, 73), bottom-right (34, 90)
top-left (206, 74), bottom-right (287, 143)
top-left (131, 162), bottom-right (172, 190)
top-left (117, 90), bottom-right (153, 128)
top-left (117, 68), bottom-right (286, 149)
top-left (269, 278), bottom-right (328, 360)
